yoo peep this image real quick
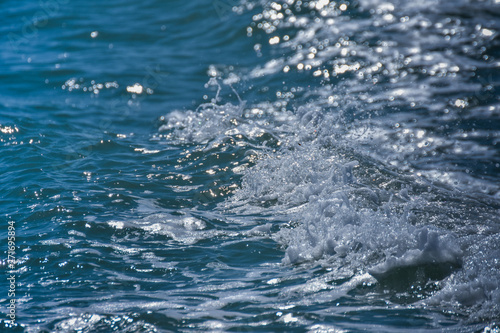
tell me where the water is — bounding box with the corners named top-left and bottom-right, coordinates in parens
top-left (1, 0), bottom-right (500, 331)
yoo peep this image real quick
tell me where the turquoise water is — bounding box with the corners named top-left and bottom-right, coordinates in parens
top-left (1, 0), bottom-right (500, 331)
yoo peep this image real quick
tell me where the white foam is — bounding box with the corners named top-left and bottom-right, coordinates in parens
top-left (369, 228), bottom-right (462, 277)
top-left (160, 103), bottom-right (295, 150)
top-left (217, 97), bottom-right (499, 320)
top-left (155, 0), bottom-right (500, 324)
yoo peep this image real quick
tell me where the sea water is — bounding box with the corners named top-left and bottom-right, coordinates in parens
top-left (1, 0), bottom-right (499, 332)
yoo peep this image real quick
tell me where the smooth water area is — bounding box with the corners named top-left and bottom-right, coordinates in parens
top-left (1, 0), bottom-right (500, 332)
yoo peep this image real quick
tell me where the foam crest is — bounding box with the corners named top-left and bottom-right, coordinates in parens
top-left (424, 234), bottom-right (500, 321)
top-left (223, 100), bottom-right (498, 319)
top-left (157, 0), bottom-right (500, 325)
top-left (159, 81), bottom-right (295, 149)
top-left (369, 228), bottom-right (462, 278)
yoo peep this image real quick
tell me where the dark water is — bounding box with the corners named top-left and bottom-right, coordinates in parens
top-left (1, 0), bottom-right (500, 331)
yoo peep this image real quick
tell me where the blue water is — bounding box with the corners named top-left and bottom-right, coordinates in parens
top-left (1, 0), bottom-right (500, 331)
